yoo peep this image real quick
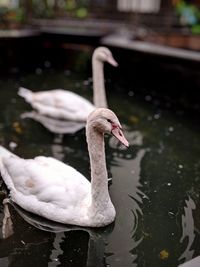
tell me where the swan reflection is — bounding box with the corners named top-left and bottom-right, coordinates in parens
top-left (21, 111), bottom-right (85, 134)
top-left (179, 196), bottom-right (196, 264)
top-left (0, 200), bottom-right (113, 267)
top-left (106, 148), bottom-right (146, 267)
top-left (0, 144), bottom-right (145, 267)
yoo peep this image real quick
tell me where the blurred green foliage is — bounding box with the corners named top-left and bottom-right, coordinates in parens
top-left (31, 0), bottom-right (89, 19)
top-left (0, 0), bottom-right (89, 24)
top-left (32, 0), bottom-right (54, 18)
top-left (65, 0), bottom-right (89, 19)
top-left (175, 0), bottom-right (200, 33)
top-left (0, 6), bottom-right (25, 28)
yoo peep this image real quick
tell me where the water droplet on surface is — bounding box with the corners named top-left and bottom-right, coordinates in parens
top-left (168, 126), bottom-right (174, 132)
top-left (128, 91), bottom-right (134, 97)
top-left (75, 82), bottom-right (80, 88)
top-left (154, 114), bottom-right (160, 120)
top-left (145, 95), bottom-right (152, 101)
top-left (64, 70), bottom-right (71, 76)
top-left (35, 68), bottom-right (42, 75)
top-left (147, 116), bottom-right (152, 121)
top-left (44, 61), bottom-right (51, 68)
top-left (83, 80), bottom-right (89, 86)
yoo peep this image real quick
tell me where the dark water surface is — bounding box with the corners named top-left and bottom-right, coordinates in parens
top-left (0, 70), bottom-right (200, 267)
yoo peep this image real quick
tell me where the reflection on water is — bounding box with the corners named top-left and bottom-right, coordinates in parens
top-left (0, 201), bottom-right (113, 267)
top-left (1, 199), bottom-right (14, 240)
top-left (106, 148), bottom-right (146, 267)
top-left (21, 111), bottom-right (85, 134)
top-left (0, 70), bottom-right (200, 267)
top-left (179, 196), bottom-right (196, 264)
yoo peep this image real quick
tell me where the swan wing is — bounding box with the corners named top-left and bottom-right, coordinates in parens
top-left (31, 89), bottom-right (94, 121)
top-left (2, 155), bottom-right (90, 208)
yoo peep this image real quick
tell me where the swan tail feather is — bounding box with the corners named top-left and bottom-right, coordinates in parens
top-left (0, 146), bottom-right (14, 158)
top-left (0, 146), bottom-right (15, 168)
top-left (0, 146), bottom-right (17, 191)
top-left (18, 87), bottom-right (33, 103)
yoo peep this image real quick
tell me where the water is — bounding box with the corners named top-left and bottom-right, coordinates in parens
top-left (0, 70), bottom-right (200, 267)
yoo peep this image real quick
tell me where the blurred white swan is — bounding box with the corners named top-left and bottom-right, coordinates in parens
top-left (18, 47), bottom-right (118, 122)
top-left (21, 111), bottom-right (85, 134)
top-left (0, 108), bottom-right (128, 227)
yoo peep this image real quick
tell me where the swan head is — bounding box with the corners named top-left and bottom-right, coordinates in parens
top-left (93, 47), bottom-right (118, 67)
top-left (87, 108), bottom-right (129, 147)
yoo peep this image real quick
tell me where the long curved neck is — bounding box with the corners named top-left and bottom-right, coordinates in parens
top-left (92, 57), bottom-right (108, 108)
top-left (86, 124), bottom-right (110, 209)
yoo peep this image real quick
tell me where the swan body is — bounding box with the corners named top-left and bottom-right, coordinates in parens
top-left (18, 88), bottom-right (94, 121)
top-left (0, 108), bottom-right (128, 227)
top-left (18, 47), bottom-right (118, 122)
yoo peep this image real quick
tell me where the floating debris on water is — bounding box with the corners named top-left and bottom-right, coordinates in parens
top-left (159, 249), bottom-right (169, 260)
top-left (13, 122), bottom-right (23, 134)
top-left (129, 115), bottom-right (139, 124)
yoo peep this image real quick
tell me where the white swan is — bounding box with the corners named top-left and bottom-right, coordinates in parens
top-left (0, 108), bottom-right (129, 227)
top-left (18, 47), bottom-right (118, 121)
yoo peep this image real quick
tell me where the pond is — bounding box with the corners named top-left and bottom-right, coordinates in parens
top-left (0, 68), bottom-right (200, 267)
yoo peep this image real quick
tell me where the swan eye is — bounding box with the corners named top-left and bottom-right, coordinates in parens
top-left (107, 119), bottom-right (112, 123)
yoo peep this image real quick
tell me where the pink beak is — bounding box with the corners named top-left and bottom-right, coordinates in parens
top-left (107, 56), bottom-right (118, 67)
top-left (111, 127), bottom-right (129, 147)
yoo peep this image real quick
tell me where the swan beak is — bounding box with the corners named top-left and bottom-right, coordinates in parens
top-left (107, 56), bottom-right (118, 67)
top-left (112, 127), bottom-right (129, 147)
